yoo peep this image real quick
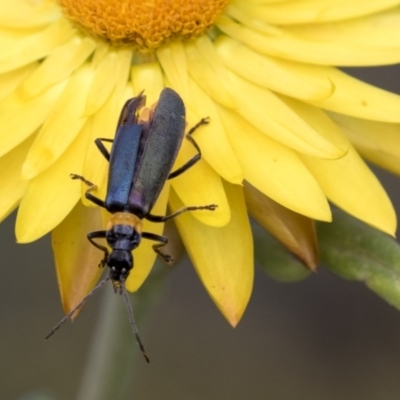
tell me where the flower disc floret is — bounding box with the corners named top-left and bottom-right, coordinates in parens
top-left (59, 0), bottom-right (228, 49)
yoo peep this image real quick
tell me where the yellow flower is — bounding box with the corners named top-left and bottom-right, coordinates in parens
top-left (1, 0), bottom-right (400, 326)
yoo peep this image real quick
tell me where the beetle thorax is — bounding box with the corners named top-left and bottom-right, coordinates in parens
top-left (106, 212), bottom-right (143, 252)
top-left (105, 212), bottom-right (143, 282)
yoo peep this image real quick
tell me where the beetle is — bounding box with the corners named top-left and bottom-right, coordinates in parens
top-left (46, 88), bottom-right (217, 361)
top-left (73, 87), bottom-right (216, 283)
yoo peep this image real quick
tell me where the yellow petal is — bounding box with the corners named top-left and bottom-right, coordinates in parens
top-left (158, 219), bottom-right (184, 266)
top-left (308, 68), bottom-right (400, 122)
top-left (0, 19), bottom-right (74, 73)
top-left (184, 37), bottom-right (236, 108)
top-left (329, 112), bottom-right (400, 176)
top-left (218, 69), bottom-right (347, 159)
top-left (215, 36), bottom-right (334, 103)
top-left (126, 184), bottom-right (170, 292)
top-left (299, 144), bottom-right (396, 236)
top-left (244, 181), bottom-right (318, 270)
top-left (0, 78), bottom-right (68, 158)
top-left (130, 62), bottom-right (165, 104)
top-left (230, 0), bottom-right (400, 25)
top-left (16, 119), bottom-right (92, 242)
top-left (112, 49), bottom-right (133, 94)
top-left (0, 63), bottom-right (38, 102)
top-left (286, 8), bottom-right (400, 58)
top-left (22, 36), bottom-right (96, 97)
top-left (22, 64), bottom-right (93, 179)
top-left (217, 13), bottom-right (400, 66)
top-left (277, 94), bottom-right (349, 157)
top-left (169, 183), bottom-right (253, 327)
top-left (214, 35), bottom-right (400, 123)
top-left (170, 133), bottom-right (231, 227)
top-left (0, 0), bottom-right (61, 28)
top-left (0, 135), bottom-right (35, 223)
top-left (89, 42), bottom-right (108, 68)
top-left (218, 105), bottom-right (331, 221)
top-left (85, 50), bottom-right (119, 116)
top-left (156, 41), bottom-right (189, 97)
top-left (52, 202), bottom-right (104, 316)
top-left (0, 25), bottom-right (41, 47)
top-left (181, 77), bottom-right (243, 185)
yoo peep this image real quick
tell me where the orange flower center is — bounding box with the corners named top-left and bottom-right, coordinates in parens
top-left (59, 0), bottom-right (229, 50)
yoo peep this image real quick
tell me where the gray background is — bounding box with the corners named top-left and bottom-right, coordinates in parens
top-left (1, 66), bottom-right (400, 400)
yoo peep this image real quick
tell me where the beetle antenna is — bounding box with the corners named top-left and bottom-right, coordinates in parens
top-left (45, 275), bottom-right (112, 340)
top-left (121, 282), bottom-right (150, 363)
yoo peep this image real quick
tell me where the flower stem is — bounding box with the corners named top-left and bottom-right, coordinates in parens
top-left (76, 266), bottom-right (168, 400)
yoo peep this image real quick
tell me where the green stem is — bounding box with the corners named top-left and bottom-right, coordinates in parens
top-left (76, 266), bottom-right (168, 400)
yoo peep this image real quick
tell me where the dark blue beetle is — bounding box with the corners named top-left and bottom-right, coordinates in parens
top-left (46, 88), bottom-right (216, 360)
top-left (72, 88), bottom-right (216, 284)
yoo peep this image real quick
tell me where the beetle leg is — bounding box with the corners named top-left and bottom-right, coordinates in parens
top-left (168, 117), bottom-right (209, 180)
top-left (141, 232), bottom-right (173, 263)
top-left (87, 230), bottom-right (109, 267)
top-left (70, 174), bottom-right (106, 208)
top-left (70, 173), bottom-right (95, 187)
top-left (187, 117), bottom-right (210, 136)
top-left (94, 138), bottom-right (114, 161)
top-left (147, 203), bottom-right (217, 223)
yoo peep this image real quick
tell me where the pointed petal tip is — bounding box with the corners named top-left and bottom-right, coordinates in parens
top-left (292, 248), bottom-right (319, 272)
top-left (217, 301), bottom-right (247, 328)
top-left (228, 317), bottom-right (240, 329)
top-left (380, 224), bottom-right (397, 238)
top-left (305, 259), bottom-right (319, 272)
top-left (203, 273), bottom-right (252, 328)
top-left (15, 229), bottom-right (40, 244)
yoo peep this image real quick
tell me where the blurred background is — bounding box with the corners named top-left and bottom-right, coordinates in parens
top-left (1, 66), bottom-right (400, 400)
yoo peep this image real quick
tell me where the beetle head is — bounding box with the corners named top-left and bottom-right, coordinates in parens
top-left (108, 250), bottom-right (133, 282)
